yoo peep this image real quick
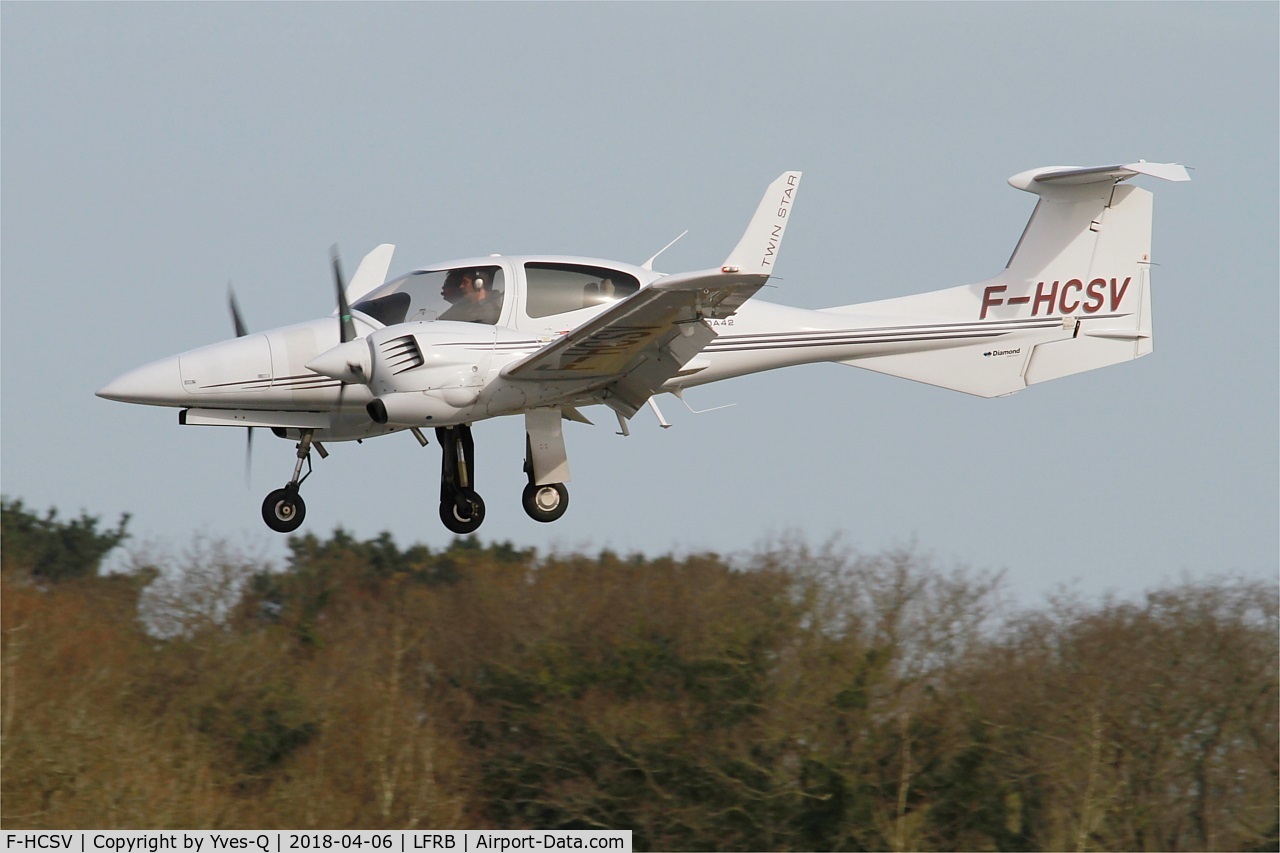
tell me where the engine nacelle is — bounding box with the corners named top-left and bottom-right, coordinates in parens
top-left (309, 322), bottom-right (495, 426)
top-left (365, 323), bottom-right (494, 396)
top-left (366, 389), bottom-right (480, 426)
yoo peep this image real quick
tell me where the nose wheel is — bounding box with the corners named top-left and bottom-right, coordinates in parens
top-left (262, 486), bottom-right (307, 533)
top-left (261, 430), bottom-right (320, 534)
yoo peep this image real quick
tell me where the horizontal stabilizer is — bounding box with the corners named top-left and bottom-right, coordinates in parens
top-left (1009, 161), bottom-right (1189, 193)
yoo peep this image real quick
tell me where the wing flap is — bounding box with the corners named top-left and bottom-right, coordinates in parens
top-left (503, 170), bottom-right (801, 416)
top-left (502, 269), bottom-right (767, 416)
top-left (503, 269), bottom-right (768, 379)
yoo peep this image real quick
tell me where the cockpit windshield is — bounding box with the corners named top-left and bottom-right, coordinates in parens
top-left (353, 265), bottom-right (505, 326)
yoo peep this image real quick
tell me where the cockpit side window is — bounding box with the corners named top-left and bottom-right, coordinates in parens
top-left (523, 263), bottom-right (640, 318)
top-left (354, 291), bottom-right (411, 326)
top-left (353, 266), bottom-right (505, 326)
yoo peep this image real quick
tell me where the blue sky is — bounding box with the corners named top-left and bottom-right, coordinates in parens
top-left (3, 2), bottom-right (1276, 601)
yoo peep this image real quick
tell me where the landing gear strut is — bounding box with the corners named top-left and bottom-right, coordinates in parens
top-left (437, 424), bottom-right (485, 534)
top-left (522, 433), bottom-right (569, 523)
top-left (262, 430), bottom-right (317, 533)
top-left (522, 409), bottom-right (570, 523)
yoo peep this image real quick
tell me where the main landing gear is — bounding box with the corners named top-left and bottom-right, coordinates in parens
top-left (435, 411), bottom-right (572, 534)
top-left (522, 434), bottom-right (569, 523)
top-left (522, 482), bottom-right (569, 523)
top-left (262, 429), bottom-right (325, 533)
top-left (521, 408), bottom-right (571, 524)
top-left (436, 425), bottom-right (486, 534)
top-left (258, 413), bottom-right (573, 535)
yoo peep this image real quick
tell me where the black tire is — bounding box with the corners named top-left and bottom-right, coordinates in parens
top-left (262, 488), bottom-right (306, 533)
top-left (440, 491), bottom-right (485, 534)
top-left (522, 482), bottom-right (569, 523)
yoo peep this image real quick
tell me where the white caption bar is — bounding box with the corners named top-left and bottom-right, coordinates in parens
top-left (1, 832), bottom-right (631, 853)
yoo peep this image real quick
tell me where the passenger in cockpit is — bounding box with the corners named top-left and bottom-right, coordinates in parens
top-left (440, 269), bottom-right (502, 324)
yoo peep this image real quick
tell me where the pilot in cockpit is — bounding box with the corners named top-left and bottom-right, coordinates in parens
top-left (440, 269), bottom-right (502, 324)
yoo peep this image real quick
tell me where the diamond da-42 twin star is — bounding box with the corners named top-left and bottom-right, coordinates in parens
top-left (98, 162), bottom-right (1188, 534)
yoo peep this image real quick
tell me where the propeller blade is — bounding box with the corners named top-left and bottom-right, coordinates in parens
top-left (244, 426), bottom-right (254, 487)
top-left (331, 245), bottom-right (356, 344)
top-left (228, 282), bottom-right (248, 338)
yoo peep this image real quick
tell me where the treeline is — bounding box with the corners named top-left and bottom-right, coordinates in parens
top-left (1, 499), bottom-right (1276, 851)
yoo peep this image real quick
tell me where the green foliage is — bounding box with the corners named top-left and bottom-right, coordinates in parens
top-left (246, 529), bottom-right (533, 647)
top-left (2, 507), bottom-right (1276, 847)
top-left (198, 681), bottom-right (319, 776)
top-left (1, 495), bottom-right (130, 581)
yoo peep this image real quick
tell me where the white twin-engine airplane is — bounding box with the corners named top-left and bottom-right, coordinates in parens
top-left (98, 161), bottom-right (1188, 534)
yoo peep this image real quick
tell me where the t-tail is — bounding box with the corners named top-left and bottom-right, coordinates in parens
top-left (827, 161), bottom-right (1189, 397)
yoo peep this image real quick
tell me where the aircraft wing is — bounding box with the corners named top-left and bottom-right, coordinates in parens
top-left (502, 170), bottom-right (801, 418)
top-left (501, 268), bottom-right (768, 418)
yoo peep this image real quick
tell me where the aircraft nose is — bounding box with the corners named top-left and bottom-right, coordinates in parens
top-left (96, 356), bottom-right (184, 405)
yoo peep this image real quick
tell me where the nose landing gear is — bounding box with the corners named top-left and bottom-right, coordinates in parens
top-left (261, 430), bottom-right (323, 533)
top-left (262, 485), bottom-right (306, 532)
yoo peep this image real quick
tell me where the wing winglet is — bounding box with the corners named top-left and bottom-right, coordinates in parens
top-left (723, 171), bottom-right (802, 274)
top-left (345, 243), bottom-right (396, 303)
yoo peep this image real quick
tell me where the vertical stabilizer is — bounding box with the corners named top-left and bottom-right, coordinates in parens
top-left (826, 162), bottom-right (1187, 397)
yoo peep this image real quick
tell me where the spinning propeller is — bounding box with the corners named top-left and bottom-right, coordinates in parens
top-left (228, 282), bottom-right (249, 338)
top-left (327, 245), bottom-right (373, 414)
top-left (307, 246), bottom-right (376, 396)
top-left (332, 246), bottom-right (357, 345)
top-left (226, 248), bottom-right (371, 484)
top-left (226, 281), bottom-right (254, 483)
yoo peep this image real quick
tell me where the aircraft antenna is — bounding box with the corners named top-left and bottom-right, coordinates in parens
top-left (641, 230), bottom-right (688, 271)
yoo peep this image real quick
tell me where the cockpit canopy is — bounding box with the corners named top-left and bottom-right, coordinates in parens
top-left (351, 260), bottom-right (645, 329)
top-left (354, 265), bottom-right (506, 326)
top-left (523, 261), bottom-right (640, 317)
